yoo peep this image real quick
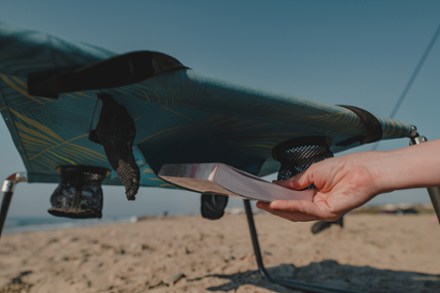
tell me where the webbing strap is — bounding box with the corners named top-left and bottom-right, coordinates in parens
top-left (337, 105), bottom-right (383, 146)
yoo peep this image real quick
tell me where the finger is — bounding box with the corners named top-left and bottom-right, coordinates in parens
top-left (256, 201), bottom-right (270, 209)
top-left (274, 171), bottom-right (314, 190)
top-left (267, 200), bottom-right (329, 219)
top-left (259, 207), bottom-right (319, 222)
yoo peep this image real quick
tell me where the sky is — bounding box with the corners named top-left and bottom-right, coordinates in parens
top-left (1, 0), bottom-right (440, 219)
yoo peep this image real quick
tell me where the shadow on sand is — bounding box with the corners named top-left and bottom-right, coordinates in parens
top-left (194, 260), bottom-right (440, 293)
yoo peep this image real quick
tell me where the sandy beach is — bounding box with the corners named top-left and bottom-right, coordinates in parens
top-left (0, 211), bottom-right (439, 293)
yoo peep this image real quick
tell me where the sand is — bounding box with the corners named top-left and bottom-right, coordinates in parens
top-left (0, 212), bottom-right (439, 293)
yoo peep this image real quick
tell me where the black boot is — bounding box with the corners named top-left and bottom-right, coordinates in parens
top-left (311, 216), bottom-right (344, 234)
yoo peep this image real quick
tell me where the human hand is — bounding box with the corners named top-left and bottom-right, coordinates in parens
top-left (257, 153), bottom-right (384, 222)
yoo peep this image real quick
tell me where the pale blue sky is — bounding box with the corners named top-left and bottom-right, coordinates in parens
top-left (1, 0), bottom-right (440, 218)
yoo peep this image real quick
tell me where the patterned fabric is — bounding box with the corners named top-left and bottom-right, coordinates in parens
top-left (0, 23), bottom-right (415, 187)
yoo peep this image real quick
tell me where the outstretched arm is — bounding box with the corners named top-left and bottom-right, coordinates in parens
top-left (257, 140), bottom-right (440, 222)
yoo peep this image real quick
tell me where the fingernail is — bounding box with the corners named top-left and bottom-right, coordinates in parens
top-left (256, 201), bottom-right (268, 209)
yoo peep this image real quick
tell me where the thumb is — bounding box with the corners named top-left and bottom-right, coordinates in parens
top-left (274, 171), bottom-right (314, 190)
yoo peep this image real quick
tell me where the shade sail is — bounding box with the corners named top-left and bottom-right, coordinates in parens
top-left (0, 23), bottom-right (414, 187)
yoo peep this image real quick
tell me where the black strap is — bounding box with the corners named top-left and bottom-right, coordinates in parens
top-left (27, 51), bottom-right (186, 98)
top-left (337, 105), bottom-right (383, 146)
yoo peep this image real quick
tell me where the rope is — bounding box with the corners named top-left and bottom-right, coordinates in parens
top-left (372, 21), bottom-right (440, 150)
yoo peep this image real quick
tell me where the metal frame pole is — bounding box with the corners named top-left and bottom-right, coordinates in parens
top-left (243, 200), bottom-right (362, 293)
top-left (0, 172), bottom-right (27, 238)
top-left (409, 134), bottom-right (440, 224)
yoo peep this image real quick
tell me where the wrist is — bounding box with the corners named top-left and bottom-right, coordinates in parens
top-left (366, 141), bottom-right (440, 192)
top-left (340, 151), bottom-right (400, 196)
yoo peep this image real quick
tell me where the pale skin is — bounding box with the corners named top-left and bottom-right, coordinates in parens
top-left (257, 139), bottom-right (440, 222)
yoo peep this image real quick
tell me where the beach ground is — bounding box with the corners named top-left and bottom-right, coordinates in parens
top-left (0, 212), bottom-right (439, 293)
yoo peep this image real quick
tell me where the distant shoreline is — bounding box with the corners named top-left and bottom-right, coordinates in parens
top-left (352, 203), bottom-right (435, 215)
top-left (3, 202), bottom-right (435, 235)
top-left (3, 215), bottom-right (138, 235)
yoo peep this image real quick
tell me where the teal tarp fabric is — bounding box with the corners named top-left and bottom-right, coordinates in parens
top-left (0, 23), bottom-right (414, 187)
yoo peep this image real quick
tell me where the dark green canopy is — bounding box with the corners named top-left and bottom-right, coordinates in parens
top-left (0, 23), bottom-right (414, 187)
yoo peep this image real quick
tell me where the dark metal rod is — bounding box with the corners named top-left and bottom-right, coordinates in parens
top-left (243, 199), bottom-right (362, 293)
top-left (0, 191), bottom-right (13, 238)
top-left (409, 134), bottom-right (440, 225)
top-left (427, 187), bottom-right (440, 224)
top-left (243, 199), bottom-right (273, 281)
top-left (0, 172), bottom-right (27, 239)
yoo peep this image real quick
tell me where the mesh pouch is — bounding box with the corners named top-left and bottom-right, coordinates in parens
top-left (273, 137), bottom-right (343, 231)
top-left (48, 166), bottom-right (109, 219)
top-left (201, 193), bottom-right (229, 220)
top-left (272, 137), bottom-right (333, 181)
